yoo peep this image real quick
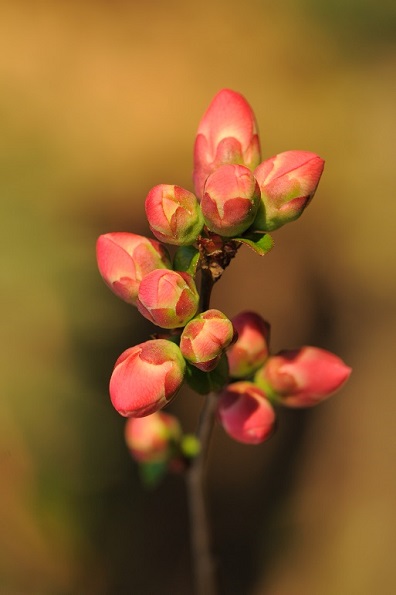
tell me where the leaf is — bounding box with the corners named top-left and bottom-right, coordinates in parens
top-left (235, 232), bottom-right (274, 256)
top-left (139, 461), bottom-right (168, 489)
top-left (185, 354), bottom-right (229, 395)
top-left (173, 245), bottom-right (200, 276)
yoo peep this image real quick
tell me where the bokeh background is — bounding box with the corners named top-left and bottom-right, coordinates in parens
top-left (1, 0), bottom-right (396, 593)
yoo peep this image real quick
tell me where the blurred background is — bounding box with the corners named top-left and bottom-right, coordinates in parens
top-left (1, 0), bottom-right (395, 593)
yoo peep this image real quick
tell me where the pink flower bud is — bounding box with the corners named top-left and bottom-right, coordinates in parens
top-left (227, 311), bottom-right (270, 378)
top-left (217, 381), bottom-right (276, 445)
top-left (124, 411), bottom-right (182, 463)
top-left (96, 232), bottom-right (171, 305)
top-left (201, 164), bottom-right (260, 237)
top-left (254, 151), bottom-right (325, 231)
top-left (193, 89), bottom-right (261, 198)
top-left (180, 309), bottom-right (235, 371)
top-left (110, 339), bottom-right (186, 417)
top-left (145, 184), bottom-right (204, 246)
top-left (255, 346), bottom-right (351, 408)
top-left (136, 269), bottom-right (199, 329)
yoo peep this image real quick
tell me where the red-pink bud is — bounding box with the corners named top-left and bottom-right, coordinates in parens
top-left (217, 381), bottom-right (276, 445)
top-left (255, 346), bottom-right (351, 408)
top-left (110, 339), bottom-right (186, 417)
top-left (193, 89), bottom-right (261, 198)
top-left (254, 151), bottom-right (325, 231)
top-left (227, 311), bottom-right (270, 378)
top-left (96, 232), bottom-right (171, 305)
top-left (136, 269), bottom-right (199, 329)
top-left (145, 184), bottom-right (204, 246)
top-left (201, 164), bottom-right (260, 237)
top-left (180, 309), bottom-right (235, 371)
top-left (124, 411), bottom-right (182, 463)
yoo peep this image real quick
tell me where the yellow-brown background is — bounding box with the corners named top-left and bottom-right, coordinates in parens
top-left (1, 0), bottom-right (395, 593)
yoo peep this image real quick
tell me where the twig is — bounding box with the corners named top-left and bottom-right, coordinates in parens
top-left (186, 391), bottom-right (218, 595)
top-left (186, 261), bottom-right (218, 595)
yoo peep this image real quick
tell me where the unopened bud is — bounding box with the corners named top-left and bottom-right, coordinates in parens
top-left (254, 346), bottom-right (351, 407)
top-left (96, 232), bottom-right (171, 304)
top-left (202, 164), bottom-right (260, 237)
top-left (145, 184), bottom-right (204, 246)
top-left (227, 311), bottom-right (270, 378)
top-left (124, 411), bottom-right (182, 463)
top-left (193, 89), bottom-right (261, 198)
top-left (110, 339), bottom-right (186, 417)
top-left (180, 309), bottom-right (235, 371)
top-left (137, 269), bottom-right (199, 329)
top-left (217, 381), bottom-right (276, 444)
top-left (254, 151), bottom-right (325, 231)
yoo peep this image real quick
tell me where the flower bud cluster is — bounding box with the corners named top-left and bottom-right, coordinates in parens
top-left (193, 89), bottom-right (325, 236)
top-left (139, 89), bottom-right (325, 250)
top-left (96, 88), bottom-right (351, 459)
top-left (215, 311), bottom-right (351, 444)
top-left (97, 226), bottom-right (238, 418)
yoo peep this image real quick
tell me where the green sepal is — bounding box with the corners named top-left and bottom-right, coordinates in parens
top-left (180, 434), bottom-right (201, 459)
top-left (253, 370), bottom-right (282, 405)
top-left (173, 245), bottom-right (200, 276)
top-left (139, 460), bottom-right (168, 489)
top-left (185, 353), bottom-right (229, 395)
top-left (235, 232), bottom-right (274, 256)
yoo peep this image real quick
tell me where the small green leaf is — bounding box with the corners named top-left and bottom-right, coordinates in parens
top-left (139, 461), bottom-right (168, 488)
top-left (173, 245), bottom-right (200, 276)
top-left (235, 232), bottom-right (274, 256)
top-left (185, 354), bottom-right (229, 395)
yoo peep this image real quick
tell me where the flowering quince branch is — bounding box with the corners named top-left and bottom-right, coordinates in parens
top-left (96, 89), bottom-right (352, 595)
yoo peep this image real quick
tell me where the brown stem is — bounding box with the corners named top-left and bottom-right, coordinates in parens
top-left (186, 263), bottom-right (218, 595)
top-left (198, 268), bottom-right (215, 313)
top-left (186, 392), bottom-right (218, 595)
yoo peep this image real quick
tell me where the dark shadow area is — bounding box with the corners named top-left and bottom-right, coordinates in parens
top-left (209, 269), bottom-right (343, 595)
